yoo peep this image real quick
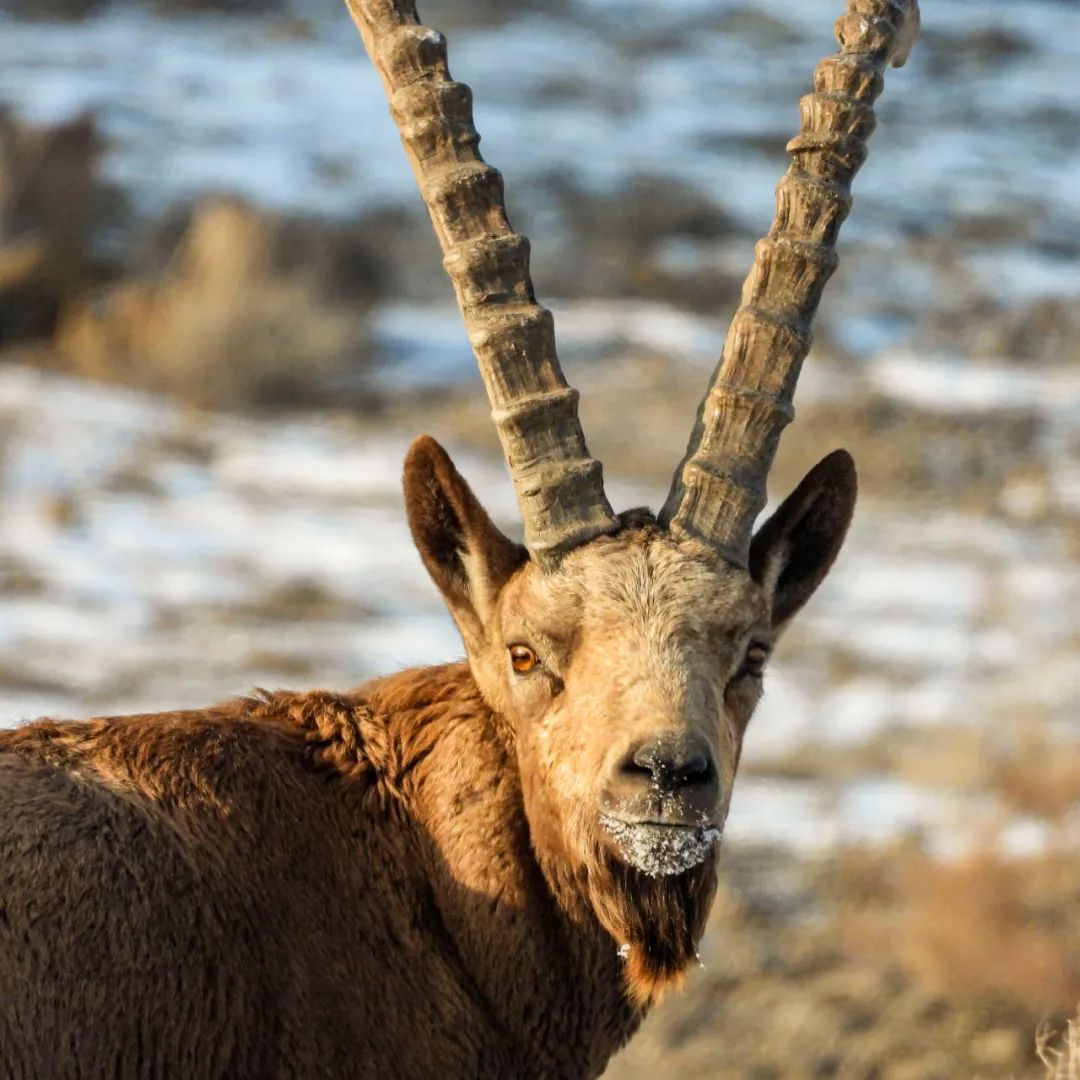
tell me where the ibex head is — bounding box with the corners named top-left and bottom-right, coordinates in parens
top-left (349, 0), bottom-right (917, 993)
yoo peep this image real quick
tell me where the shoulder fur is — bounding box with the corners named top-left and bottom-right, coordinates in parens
top-left (0, 663), bottom-right (483, 809)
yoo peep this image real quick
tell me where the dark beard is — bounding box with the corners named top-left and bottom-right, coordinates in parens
top-left (586, 844), bottom-right (719, 1004)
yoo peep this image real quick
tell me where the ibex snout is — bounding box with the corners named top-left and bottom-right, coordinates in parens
top-left (597, 729), bottom-right (723, 878)
top-left (601, 731), bottom-right (721, 827)
top-left (622, 734), bottom-right (715, 797)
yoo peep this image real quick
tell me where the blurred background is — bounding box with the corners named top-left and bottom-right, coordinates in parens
top-left (0, 0), bottom-right (1077, 1074)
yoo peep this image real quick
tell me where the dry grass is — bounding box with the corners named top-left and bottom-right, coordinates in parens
top-left (815, 819), bottom-right (1079, 1074)
top-left (1039, 1008), bottom-right (1080, 1080)
top-left (609, 841), bottom-right (1079, 1079)
top-left (995, 741), bottom-right (1080, 824)
top-left (860, 847), bottom-right (1080, 1012)
top-left (832, 732), bottom-right (1080, 1024)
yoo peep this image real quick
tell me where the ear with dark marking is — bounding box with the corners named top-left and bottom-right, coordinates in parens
top-left (404, 435), bottom-right (526, 651)
top-left (749, 450), bottom-right (857, 632)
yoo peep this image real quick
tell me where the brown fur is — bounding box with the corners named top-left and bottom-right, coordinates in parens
top-left (0, 438), bottom-right (855, 1077)
top-left (0, 666), bottom-right (655, 1078)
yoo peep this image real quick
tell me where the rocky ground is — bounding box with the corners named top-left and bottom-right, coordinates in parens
top-left (610, 843), bottom-right (1080, 1079)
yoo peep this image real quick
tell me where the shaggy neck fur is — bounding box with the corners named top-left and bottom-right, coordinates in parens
top-left (301, 662), bottom-right (718, 1063)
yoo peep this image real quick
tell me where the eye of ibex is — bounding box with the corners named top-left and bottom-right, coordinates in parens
top-left (509, 644), bottom-right (539, 674)
top-left (743, 643), bottom-right (770, 678)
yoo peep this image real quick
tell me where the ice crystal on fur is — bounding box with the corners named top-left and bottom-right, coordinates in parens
top-left (600, 816), bottom-right (721, 878)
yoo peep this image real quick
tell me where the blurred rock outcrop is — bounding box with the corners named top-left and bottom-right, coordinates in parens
top-left (58, 197), bottom-right (380, 408)
top-left (4, 0), bottom-right (287, 18)
top-left (2, 0), bottom-right (109, 18)
top-left (527, 174), bottom-right (740, 310)
top-left (0, 109), bottom-right (119, 346)
top-left (0, 108), bottom-right (385, 410)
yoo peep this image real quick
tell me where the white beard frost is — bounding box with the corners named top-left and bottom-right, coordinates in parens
top-left (600, 815), bottom-right (721, 877)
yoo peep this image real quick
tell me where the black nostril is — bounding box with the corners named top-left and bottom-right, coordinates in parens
top-left (624, 738), bottom-right (714, 792)
top-left (621, 751), bottom-right (656, 785)
top-left (630, 742), bottom-right (660, 774)
top-left (674, 751), bottom-right (710, 784)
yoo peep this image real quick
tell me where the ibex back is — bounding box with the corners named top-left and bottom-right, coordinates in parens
top-left (0, 1), bottom-right (919, 1076)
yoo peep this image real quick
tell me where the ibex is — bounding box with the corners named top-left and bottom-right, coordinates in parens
top-left (0, 1), bottom-right (918, 1076)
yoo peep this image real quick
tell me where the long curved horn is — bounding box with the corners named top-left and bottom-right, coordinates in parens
top-left (659, 0), bottom-right (920, 567)
top-left (344, 0), bottom-right (618, 568)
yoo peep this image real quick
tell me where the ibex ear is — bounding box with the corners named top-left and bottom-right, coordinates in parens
top-left (404, 435), bottom-right (527, 650)
top-left (749, 450), bottom-right (857, 632)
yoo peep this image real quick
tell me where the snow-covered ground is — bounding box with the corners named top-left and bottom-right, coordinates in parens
top-left (2, 0), bottom-right (1080, 304)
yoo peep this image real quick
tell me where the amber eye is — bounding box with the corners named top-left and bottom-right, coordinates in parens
top-left (509, 644), bottom-right (539, 674)
top-left (744, 643), bottom-right (770, 678)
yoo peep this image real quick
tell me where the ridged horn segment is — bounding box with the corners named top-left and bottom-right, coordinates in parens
top-left (658, 0), bottom-right (920, 567)
top-left (343, 0), bottom-right (619, 568)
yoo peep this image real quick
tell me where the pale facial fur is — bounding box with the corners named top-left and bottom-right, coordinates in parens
top-left (469, 526), bottom-right (771, 878)
top-left (405, 437), bottom-right (855, 902)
